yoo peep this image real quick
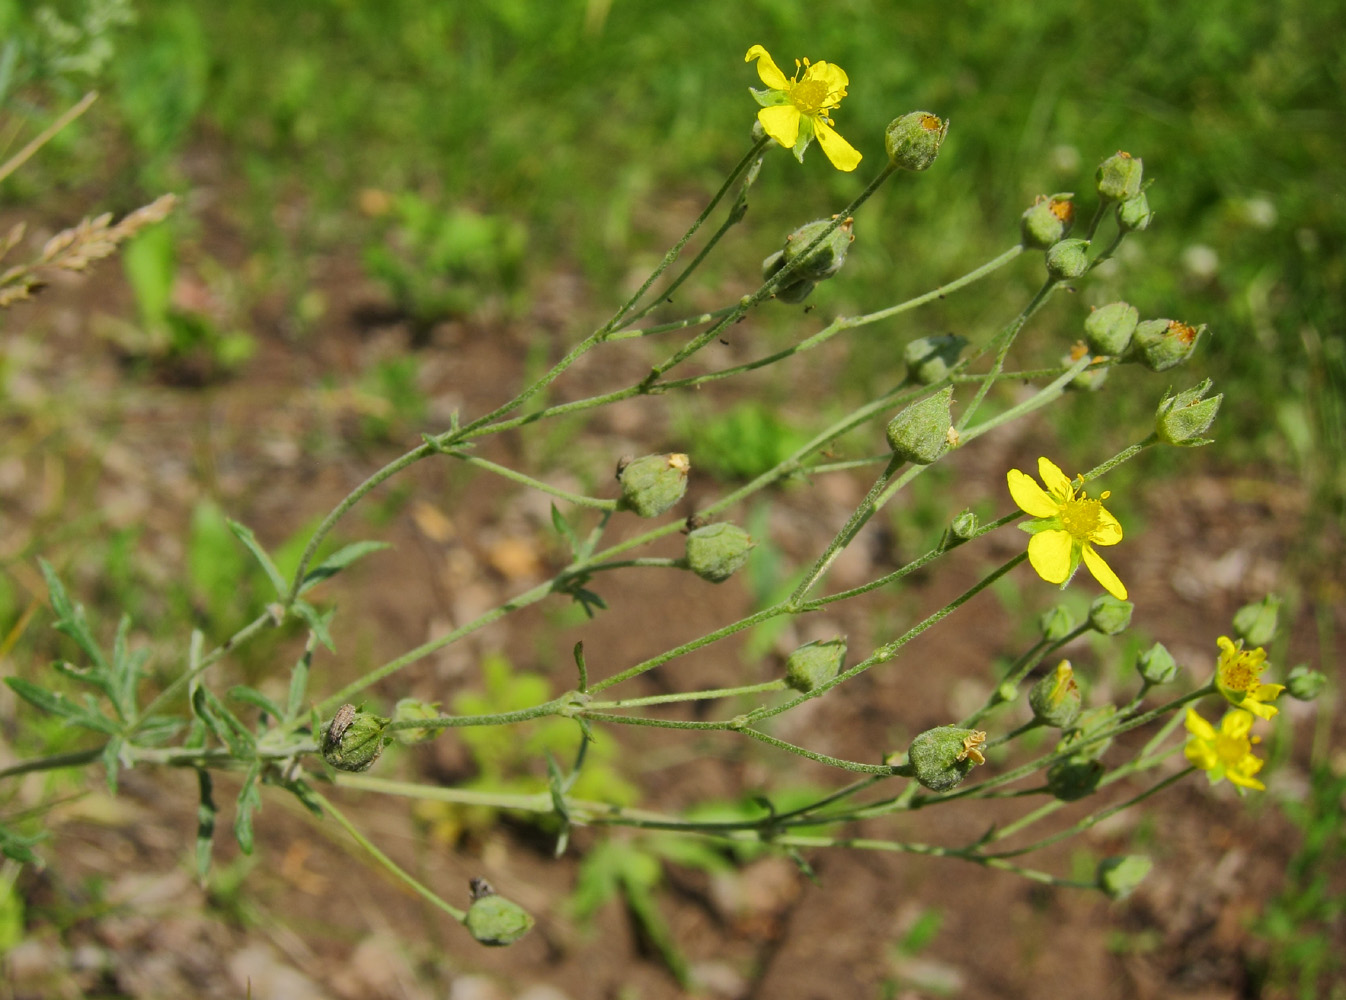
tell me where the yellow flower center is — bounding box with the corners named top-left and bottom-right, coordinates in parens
top-left (1060, 496), bottom-right (1104, 539)
top-left (790, 78), bottom-right (834, 116)
top-left (1220, 653), bottom-right (1258, 692)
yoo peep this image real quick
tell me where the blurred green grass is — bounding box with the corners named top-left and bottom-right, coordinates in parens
top-left (5, 0), bottom-right (1343, 515)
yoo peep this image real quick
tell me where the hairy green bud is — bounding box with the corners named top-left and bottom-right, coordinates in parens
top-left (1156, 379), bottom-right (1222, 447)
top-left (1038, 605), bottom-right (1076, 642)
top-left (1130, 318), bottom-right (1203, 372)
top-left (322, 705), bottom-right (391, 772)
top-left (1045, 238), bottom-right (1090, 280)
top-left (1285, 665), bottom-right (1327, 702)
top-left (1096, 151), bottom-right (1143, 202)
top-left (904, 333), bottom-right (968, 385)
top-left (1046, 756), bottom-right (1104, 801)
top-left (1136, 642), bottom-right (1179, 685)
top-left (1029, 660), bottom-right (1083, 729)
top-left (464, 878), bottom-right (534, 947)
top-left (1020, 194), bottom-right (1075, 249)
top-left (392, 698), bottom-right (442, 744)
top-left (1097, 855), bottom-right (1153, 900)
top-left (618, 453), bottom-right (690, 518)
top-left (1233, 594), bottom-right (1281, 648)
top-left (685, 522), bottom-right (755, 583)
top-left (782, 216), bottom-right (855, 281)
top-left (785, 637), bottom-right (847, 693)
top-left (1117, 191), bottom-right (1154, 231)
top-left (950, 509), bottom-right (979, 540)
top-left (907, 726), bottom-right (987, 792)
top-left (886, 386), bottom-right (954, 465)
top-left (1084, 302), bottom-right (1139, 357)
top-left (1088, 595), bottom-right (1133, 635)
top-left (884, 111), bottom-right (948, 171)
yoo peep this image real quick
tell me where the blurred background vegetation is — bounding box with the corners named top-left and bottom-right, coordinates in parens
top-left (2, 0), bottom-right (1340, 516)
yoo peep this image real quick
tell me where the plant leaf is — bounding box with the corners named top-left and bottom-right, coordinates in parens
top-left (290, 600), bottom-right (335, 651)
top-left (195, 769), bottom-right (216, 882)
top-left (298, 540), bottom-right (390, 595)
top-left (233, 763), bottom-right (262, 855)
top-left (227, 519), bottom-right (288, 597)
top-left (228, 685), bottom-right (285, 722)
top-left (4, 677), bottom-right (117, 733)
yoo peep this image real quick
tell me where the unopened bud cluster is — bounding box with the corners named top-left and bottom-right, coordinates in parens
top-left (763, 216), bottom-right (855, 304)
top-left (884, 112), bottom-right (948, 171)
top-left (685, 522), bottom-right (755, 583)
top-left (618, 453), bottom-right (690, 517)
top-left (907, 725), bottom-right (987, 792)
top-left (322, 705), bottom-right (391, 772)
top-left (785, 637), bottom-right (847, 692)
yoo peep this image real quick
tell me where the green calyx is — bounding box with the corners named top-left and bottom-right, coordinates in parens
top-left (784, 636), bottom-right (847, 692)
top-left (618, 453), bottom-right (690, 518)
top-left (884, 111), bottom-right (948, 171)
top-left (322, 705), bottom-right (392, 772)
top-left (886, 386), bottom-right (954, 465)
top-left (685, 522), bottom-right (755, 583)
top-left (907, 725), bottom-right (987, 792)
top-left (464, 878), bottom-right (534, 947)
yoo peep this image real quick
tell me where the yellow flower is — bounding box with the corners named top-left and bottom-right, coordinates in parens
top-left (744, 44), bottom-right (862, 172)
top-left (1215, 635), bottom-right (1284, 720)
top-left (1006, 456), bottom-right (1126, 600)
top-left (1183, 707), bottom-right (1266, 792)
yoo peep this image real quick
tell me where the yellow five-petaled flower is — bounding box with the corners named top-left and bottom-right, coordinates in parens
top-left (1215, 635), bottom-right (1284, 720)
top-left (1183, 706), bottom-right (1266, 792)
top-left (1007, 456), bottom-right (1127, 600)
top-left (745, 44), bottom-right (862, 172)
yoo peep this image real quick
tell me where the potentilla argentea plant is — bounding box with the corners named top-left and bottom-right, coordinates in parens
top-left (3, 45), bottom-right (1319, 948)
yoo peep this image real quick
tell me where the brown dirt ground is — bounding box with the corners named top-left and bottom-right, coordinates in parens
top-left (0, 194), bottom-right (1342, 1000)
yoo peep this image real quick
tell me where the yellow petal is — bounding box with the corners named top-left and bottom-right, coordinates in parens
top-left (1027, 529), bottom-right (1072, 584)
top-left (812, 118), bottom-right (862, 171)
top-left (1226, 769), bottom-right (1266, 791)
top-left (804, 59), bottom-right (849, 97)
top-left (1007, 468), bottom-right (1059, 518)
top-left (1037, 456), bottom-right (1073, 500)
top-left (1184, 707), bottom-right (1215, 741)
top-left (1081, 544), bottom-right (1127, 600)
top-left (1184, 738), bottom-right (1218, 771)
top-left (745, 45), bottom-right (790, 91)
top-left (1220, 709), bottom-right (1255, 739)
top-left (1090, 506), bottom-right (1123, 546)
top-left (757, 105), bottom-right (802, 148)
top-left (1239, 696), bottom-right (1279, 721)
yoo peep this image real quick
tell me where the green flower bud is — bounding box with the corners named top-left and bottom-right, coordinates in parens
top-left (1136, 642), bottom-right (1179, 685)
top-left (904, 333), bottom-right (968, 385)
top-left (464, 878), bottom-right (534, 947)
top-left (1063, 347), bottom-right (1110, 392)
top-left (1096, 151), bottom-right (1143, 202)
top-left (1083, 302), bottom-right (1139, 357)
top-left (1045, 238), bottom-right (1091, 280)
top-left (785, 636), bottom-right (847, 693)
top-left (1285, 665), bottom-right (1327, 702)
top-left (781, 217), bottom-right (855, 281)
top-left (886, 387), bottom-right (953, 465)
top-left (1038, 606), bottom-right (1076, 642)
top-left (908, 726), bottom-right (987, 792)
top-left (1029, 660), bottom-right (1083, 728)
top-left (1232, 594), bottom-right (1281, 648)
top-left (618, 453), bottom-right (690, 518)
top-left (1130, 318), bottom-right (1203, 372)
top-left (950, 509), bottom-right (978, 540)
top-left (1156, 379), bottom-right (1223, 447)
top-left (1046, 756), bottom-right (1104, 801)
top-left (1088, 595), bottom-right (1133, 635)
top-left (884, 112), bottom-right (948, 171)
top-left (1097, 855), bottom-right (1153, 900)
top-left (1117, 191), bottom-right (1153, 232)
top-left (774, 278), bottom-right (817, 304)
top-left (685, 522), bottom-right (755, 583)
top-left (392, 698), bottom-right (442, 744)
top-left (322, 705), bottom-right (391, 772)
top-left (1047, 705), bottom-right (1116, 800)
top-left (1020, 194), bottom-right (1075, 249)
